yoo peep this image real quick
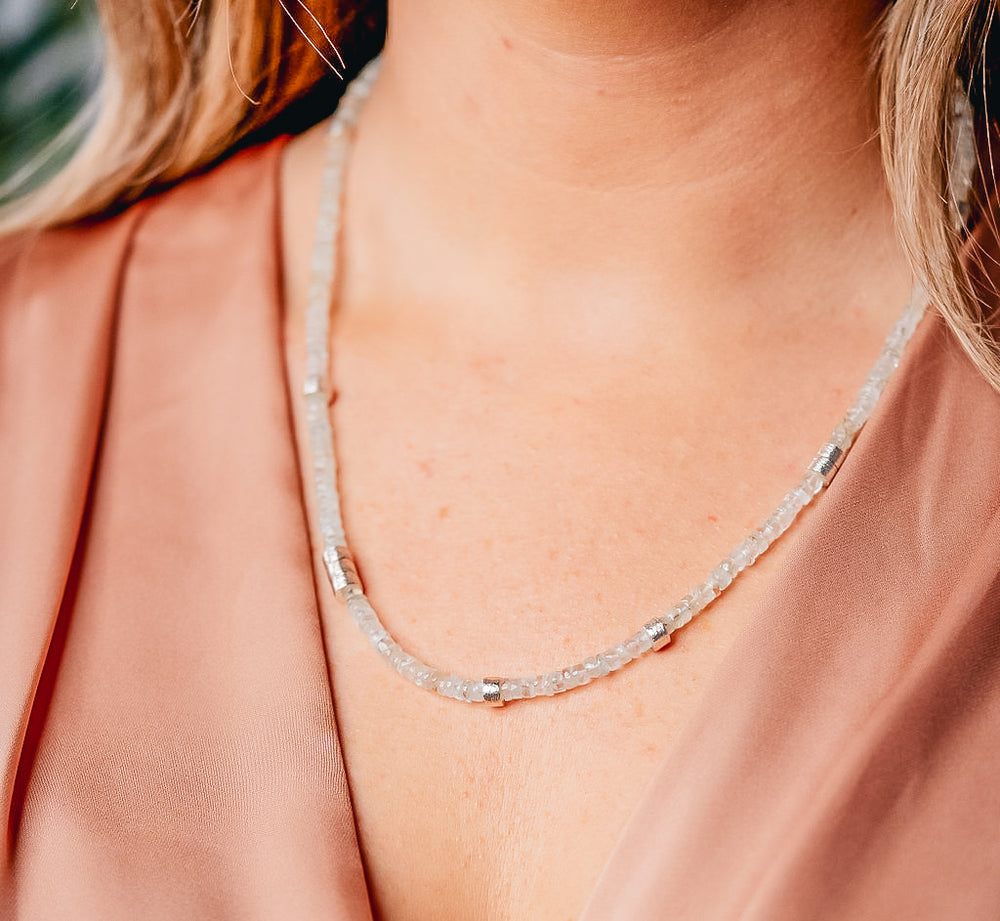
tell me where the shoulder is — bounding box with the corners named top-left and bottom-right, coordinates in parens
top-left (829, 298), bottom-right (1000, 627)
top-left (873, 305), bottom-right (1000, 513)
top-left (0, 136), bottom-right (290, 512)
top-left (874, 209), bottom-right (1000, 486)
top-left (1, 137), bottom-right (288, 313)
top-left (127, 137), bottom-right (289, 266)
top-left (0, 136), bottom-right (293, 607)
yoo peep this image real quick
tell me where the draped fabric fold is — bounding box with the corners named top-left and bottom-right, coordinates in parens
top-left (1, 210), bottom-right (144, 871)
top-left (1, 144), bottom-right (372, 920)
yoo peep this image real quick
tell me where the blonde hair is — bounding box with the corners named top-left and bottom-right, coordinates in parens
top-left (3, 0), bottom-right (384, 228)
top-left (4, 1), bottom-right (1000, 388)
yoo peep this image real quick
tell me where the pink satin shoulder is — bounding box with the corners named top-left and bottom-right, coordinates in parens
top-left (0, 142), bottom-right (372, 920)
top-left (2, 139), bottom-right (1000, 921)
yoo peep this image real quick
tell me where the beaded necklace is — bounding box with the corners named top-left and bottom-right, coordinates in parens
top-left (302, 56), bottom-right (928, 707)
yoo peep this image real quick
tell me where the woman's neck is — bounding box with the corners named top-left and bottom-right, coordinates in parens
top-left (379, 0), bottom-right (881, 180)
top-left (340, 0), bottom-right (908, 346)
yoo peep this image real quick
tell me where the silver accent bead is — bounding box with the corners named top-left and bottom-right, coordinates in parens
top-left (482, 677), bottom-right (504, 708)
top-left (810, 443), bottom-right (845, 484)
top-left (643, 619), bottom-right (672, 652)
top-left (324, 545), bottom-right (362, 599)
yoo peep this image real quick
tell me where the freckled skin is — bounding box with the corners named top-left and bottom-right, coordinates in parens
top-left (281, 2), bottom-right (906, 918)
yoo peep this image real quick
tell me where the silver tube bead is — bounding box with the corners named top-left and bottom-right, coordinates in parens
top-left (643, 619), bottom-right (673, 652)
top-left (325, 545), bottom-right (362, 599)
top-left (482, 678), bottom-right (505, 708)
top-left (809, 443), bottom-right (846, 484)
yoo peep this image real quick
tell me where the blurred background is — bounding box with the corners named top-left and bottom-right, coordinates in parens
top-left (0, 0), bottom-right (101, 196)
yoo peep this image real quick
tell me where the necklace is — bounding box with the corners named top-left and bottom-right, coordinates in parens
top-left (302, 56), bottom-right (928, 707)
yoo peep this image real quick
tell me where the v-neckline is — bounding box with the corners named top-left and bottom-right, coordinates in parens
top-left (274, 132), bottom-right (936, 920)
top-left (575, 310), bottom-right (937, 919)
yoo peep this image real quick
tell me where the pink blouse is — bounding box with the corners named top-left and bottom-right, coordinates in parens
top-left (2, 140), bottom-right (999, 920)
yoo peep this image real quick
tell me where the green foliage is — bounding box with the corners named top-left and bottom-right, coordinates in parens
top-left (0, 0), bottom-right (100, 194)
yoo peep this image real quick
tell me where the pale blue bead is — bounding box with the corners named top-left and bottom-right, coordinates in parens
top-left (414, 667), bottom-right (439, 690)
top-left (690, 583), bottom-right (716, 611)
top-left (727, 543), bottom-right (751, 571)
top-left (710, 563), bottom-right (734, 590)
top-left (583, 656), bottom-right (610, 678)
top-left (502, 680), bottom-right (526, 701)
top-left (522, 677), bottom-right (542, 698)
top-left (599, 649), bottom-right (624, 672)
top-left (540, 671), bottom-right (563, 695)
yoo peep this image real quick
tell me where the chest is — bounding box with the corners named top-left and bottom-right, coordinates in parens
top-left (315, 340), bottom-right (819, 921)
top-left (324, 550), bottom-right (789, 921)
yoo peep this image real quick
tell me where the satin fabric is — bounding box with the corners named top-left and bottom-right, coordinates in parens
top-left (1, 140), bottom-right (999, 920)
